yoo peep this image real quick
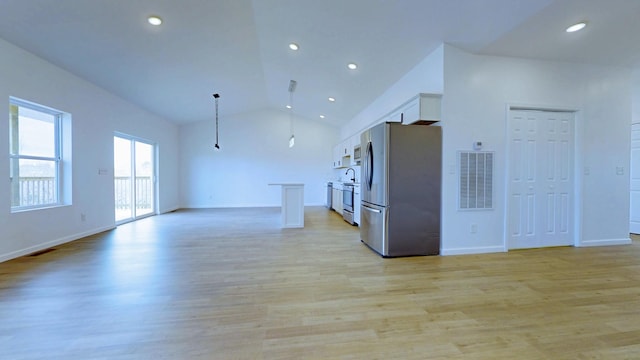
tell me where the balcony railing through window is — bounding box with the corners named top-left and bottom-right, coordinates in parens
top-left (114, 176), bottom-right (153, 210)
top-left (13, 177), bottom-right (57, 207)
top-left (13, 176), bottom-right (153, 210)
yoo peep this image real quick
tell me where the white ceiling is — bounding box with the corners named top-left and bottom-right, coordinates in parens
top-left (0, 0), bottom-right (638, 127)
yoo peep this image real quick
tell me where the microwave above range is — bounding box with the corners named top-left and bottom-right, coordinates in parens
top-left (353, 145), bottom-right (362, 163)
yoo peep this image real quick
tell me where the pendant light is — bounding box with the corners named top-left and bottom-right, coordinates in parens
top-left (288, 80), bottom-right (297, 148)
top-left (212, 93), bottom-right (220, 150)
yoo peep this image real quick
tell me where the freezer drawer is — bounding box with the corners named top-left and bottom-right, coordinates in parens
top-left (360, 202), bottom-right (388, 256)
top-left (360, 200), bottom-right (440, 257)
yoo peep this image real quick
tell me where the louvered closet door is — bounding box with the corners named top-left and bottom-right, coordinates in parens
top-left (509, 110), bottom-right (574, 249)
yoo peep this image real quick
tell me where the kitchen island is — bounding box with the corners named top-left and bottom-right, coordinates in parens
top-left (268, 183), bottom-right (304, 228)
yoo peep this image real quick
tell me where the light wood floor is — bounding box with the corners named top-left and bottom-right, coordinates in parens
top-left (1, 207), bottom-right (639, 359)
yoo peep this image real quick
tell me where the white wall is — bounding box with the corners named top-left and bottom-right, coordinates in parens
top-left (179, 108), bottom-right (338, 208)
top-left (634, 69), bottom-right (640, 125)
top-left (339, 44), bottom-right (444, 141)
top-left (0, 38), bottom-right (180, 262)
top-left (340, 43), bottom-right (632, 255)
top-left (441, 45), bottom-right (631, 254)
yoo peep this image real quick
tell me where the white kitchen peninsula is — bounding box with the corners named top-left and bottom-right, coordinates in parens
top-left (268, 183), bottom-right (304, 228)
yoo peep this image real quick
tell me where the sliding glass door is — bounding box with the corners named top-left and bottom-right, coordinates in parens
top-left (114, 135), bottom-right (155, 223)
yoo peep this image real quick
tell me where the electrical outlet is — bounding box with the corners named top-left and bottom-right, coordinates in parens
top-left (470, 223), bottom-right (477, 234)
top-left (81, 213), bottom-right (86, 222)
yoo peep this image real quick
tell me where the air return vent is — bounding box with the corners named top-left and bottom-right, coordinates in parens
top-left (459, 151), bottom-right (494, 210)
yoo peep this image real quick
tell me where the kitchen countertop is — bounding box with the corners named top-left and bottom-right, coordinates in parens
top-left (330, 181), bottom-right (360, 190)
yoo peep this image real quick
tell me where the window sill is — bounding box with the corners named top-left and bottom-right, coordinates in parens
top-left (11, 203), bottom-right (71, 214)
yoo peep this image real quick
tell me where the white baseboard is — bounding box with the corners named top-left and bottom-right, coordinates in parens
top-left (440, 246), bottom-right (506, 256)
top-left (178, 204), bottom-right (327, 210)
top-left (0, 225), bottom-right (115, 263)
top-left (577, 238), bottom-right (632, 247)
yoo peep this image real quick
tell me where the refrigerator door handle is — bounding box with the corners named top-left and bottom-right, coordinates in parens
top-left (363, 141), bottom-right (369, 190)
top-left (366, 141), bottom-right (373, 190)
top-left (362, 204), bottom-right (381, 213)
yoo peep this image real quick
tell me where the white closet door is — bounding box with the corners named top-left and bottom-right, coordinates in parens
top-left (509, 110), bottom-right (574, 249)
top-left (630, 124), bottom-right (640, 234)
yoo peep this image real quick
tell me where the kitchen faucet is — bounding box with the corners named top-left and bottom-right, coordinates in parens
top-left (345, 168), bottom-right (356, 183)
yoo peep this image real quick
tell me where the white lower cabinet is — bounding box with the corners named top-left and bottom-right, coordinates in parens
top-left (354, 184), bottom-right (361, 225)
top-left (332, 188), bottom-right (343, 215)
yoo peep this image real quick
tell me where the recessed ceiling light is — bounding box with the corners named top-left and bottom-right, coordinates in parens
top-left (148, 16), bottom-right (163, 26)
top-left (328, 97), bottom-right (336, 102)
top-left (566, 22), bottom-right (586, 33)
top-left (289, 43), bottom-right (299, 51)
top-left (319, 115), bottom-right (325, 119)
top-left (286, 105), bottom-right (292, 109)
top-left (347, 63), bottom-right (357, 70)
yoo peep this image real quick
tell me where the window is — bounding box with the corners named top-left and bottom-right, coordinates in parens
top-left (9, 98), bottom-right (69, 210)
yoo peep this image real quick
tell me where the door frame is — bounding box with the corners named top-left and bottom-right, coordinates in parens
top-left (503, 104), bottom-right (583, 250)
top-left (114, 132), bottom-right (158, 224)
top-left (631, 123), bottom-right (640, 234)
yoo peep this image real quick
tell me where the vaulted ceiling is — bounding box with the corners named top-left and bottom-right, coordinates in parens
top-left (1, 0), bottom-right (639, 127)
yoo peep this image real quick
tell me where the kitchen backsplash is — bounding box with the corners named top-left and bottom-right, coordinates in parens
top-left (334, 165), bottom-right (361, 183)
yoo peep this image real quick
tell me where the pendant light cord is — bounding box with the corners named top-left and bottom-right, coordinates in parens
top-left (289, 91), bottom-right (294, 135)
top-left (288, 80), bottom-right (296, 148)
top-left (215, 96), bottom-right (219, 144)
top-left (213, 93), bottom-right (220, 149)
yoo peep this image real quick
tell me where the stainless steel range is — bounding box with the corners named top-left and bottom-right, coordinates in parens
top-left (342, 183), bottom-right (355, 225)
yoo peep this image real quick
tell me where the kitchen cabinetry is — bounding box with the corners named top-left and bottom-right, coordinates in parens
top-left (385, 93), bottom-right (441, 125)
top-left (332, 187), bottom-right (343, 214)
top-left (332, 140), bottom-right (349, 168)
top-left (340, 142), bottom-right (349, 157)
top-left (333, 134), bottom-right (362, 168)
top-left (354, 183), bottom-right (361, 225)
top-left (332, 146), bottom-right (343, 168)
top-left (349, 134), bottom-right (361, 166)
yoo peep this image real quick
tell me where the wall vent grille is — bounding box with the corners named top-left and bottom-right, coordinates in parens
top-left (459, 151), bottom-right (494, 210)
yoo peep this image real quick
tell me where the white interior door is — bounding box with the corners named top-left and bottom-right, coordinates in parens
top-left (630, 124), bottom-right (640, 234)
top-left (508, 110), bottom-right (574, 249)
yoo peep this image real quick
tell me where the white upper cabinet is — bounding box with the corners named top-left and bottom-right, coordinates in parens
top-left (333, 135), bottom-right (362, 168)
top-left (332, 145), bottom-right (342, 168)
top-left (332, 141), bottom-right (348, 168)
top-left (385, 93), bottom-right (442, 125)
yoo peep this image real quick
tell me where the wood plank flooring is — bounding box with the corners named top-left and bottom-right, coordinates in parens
top-left (1, 206), bottom-right (639, 359)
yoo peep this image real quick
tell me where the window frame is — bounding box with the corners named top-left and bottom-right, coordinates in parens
top-left (9, 98), bottom-right (65, 211)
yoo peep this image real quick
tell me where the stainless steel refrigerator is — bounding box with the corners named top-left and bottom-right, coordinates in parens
top-left (360, 122), bottom-right (441, 257)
